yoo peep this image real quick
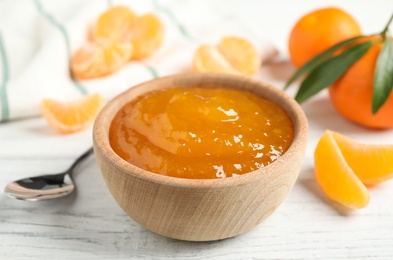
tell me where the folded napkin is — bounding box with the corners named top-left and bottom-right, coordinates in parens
top-left (0, 0), bottom-right (275, 122)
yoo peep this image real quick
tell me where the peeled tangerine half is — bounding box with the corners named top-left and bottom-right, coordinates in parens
top-left (193, 36), bottom-right (260, 76)
top-left (92, 6), bottom-right (164, 60)
top-left (71, 41), bottom-right (133, 80)
top-left (92, 6), bottom-right (137, 43)
top-left (130, 13), bottom-right (164, 60)
top-left (314, 131), bottom-right (370, 209)
top-left (41, 93), bottom-right (105, 134)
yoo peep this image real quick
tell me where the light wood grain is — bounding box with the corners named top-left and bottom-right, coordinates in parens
top-left (93, 73), bottom-right (308, 241)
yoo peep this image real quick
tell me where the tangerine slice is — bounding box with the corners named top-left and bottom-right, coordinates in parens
top-left (217, 36), bottom-right (260, 76)
top-left (193, 36), bottom-right (260, 76)
top-left (130, 13), bottom-right (164, 60)
top-left (41, 93), bottom-right (105, 134)
top-left (332, 132), bottom-right (393, 186)
top-left (314, 131), bottom-right (369, 209)
top-left (193, 45), bottom-right (239, 74)
top-left (71, 41), bottom-right (133, 80)
top-left (92, 6), bottom-right (137, 43)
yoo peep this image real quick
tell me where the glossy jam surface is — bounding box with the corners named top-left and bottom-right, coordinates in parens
top-left (109, 87), bottom-right (294, 179)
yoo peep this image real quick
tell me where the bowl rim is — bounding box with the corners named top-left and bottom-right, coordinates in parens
top-left (93, 73), bottom-right (308, 189)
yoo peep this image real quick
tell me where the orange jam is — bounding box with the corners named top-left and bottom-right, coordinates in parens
top-left (109, 87), bottom-right (294, 179)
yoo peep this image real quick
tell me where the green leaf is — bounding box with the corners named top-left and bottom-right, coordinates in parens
top-left (295, 41), bottom-right (376, 103)
top-left (284, 35), bottom-right (367, 89)
top-left (372, 37), bottom-right (393, 114)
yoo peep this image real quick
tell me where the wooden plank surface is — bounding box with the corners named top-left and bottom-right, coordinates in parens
top-left (1, 96), bottom-right (393, 259)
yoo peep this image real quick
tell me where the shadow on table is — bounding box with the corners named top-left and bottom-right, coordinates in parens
top-left (262, 59), bottom-right (295, 82)
top-left (300, 94), bottom-right (390, 136)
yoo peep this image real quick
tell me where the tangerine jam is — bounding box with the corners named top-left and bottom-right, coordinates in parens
top-left (109, 87), bottom-right (294, 179)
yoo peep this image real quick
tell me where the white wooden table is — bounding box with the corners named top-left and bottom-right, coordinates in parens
top-left (1, 0), bottom-right (393, 259)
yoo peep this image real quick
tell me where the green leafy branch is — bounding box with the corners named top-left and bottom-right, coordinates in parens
top-left (286, 13), bottom-right (393, 114)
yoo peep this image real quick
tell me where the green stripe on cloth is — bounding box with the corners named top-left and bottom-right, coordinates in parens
top-left (152, 0), bottom-right (196, 42)
top-left (34, 0), bottom-right (88, 95)
top-left (142, 63), bottom-right (159, 79)
top-left (0, 33), bottom-right (10, 122)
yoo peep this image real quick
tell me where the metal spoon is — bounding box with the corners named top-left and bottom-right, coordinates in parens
top-left (4, 148), bottom-right (93, 201)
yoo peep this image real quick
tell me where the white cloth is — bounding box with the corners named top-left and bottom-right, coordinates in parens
top-left (0, 0), bottom-right (275, 122)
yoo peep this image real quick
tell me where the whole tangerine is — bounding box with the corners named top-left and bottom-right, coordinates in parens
top-left (288, 7), bottom-right (361, 67)
top-left (329, 39), bottom-right (393, 129)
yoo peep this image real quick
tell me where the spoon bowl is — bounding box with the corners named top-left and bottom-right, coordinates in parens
top-left (4, 173), bottom-right (75, 201)
top-left (4, 148), bottom-right (93, 201)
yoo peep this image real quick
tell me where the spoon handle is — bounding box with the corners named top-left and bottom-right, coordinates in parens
top-left (66, 147), bottom-right (94, 175)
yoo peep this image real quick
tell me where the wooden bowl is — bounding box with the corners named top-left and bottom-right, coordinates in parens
top-left (93, 73), bottom-right (308, 241)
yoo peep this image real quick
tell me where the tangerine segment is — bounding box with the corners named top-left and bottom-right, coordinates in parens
top-left (131, 13), bottom-right (164, 60)
top-left (314, 131), bottom-right (369, 209)
top-left (193, 45), bottom-right (239, 74)
top-left (71, 41), bottom-right (133, 80)
top-left (332, 132), bottom-right (393, 186)
top-left (92, 6), bottom-right (136, 43)
top-left (41, 94), bottom-right (105, 134)
top-left (217, 36), bottom-right (260, 76)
